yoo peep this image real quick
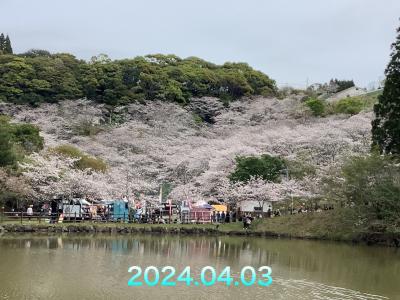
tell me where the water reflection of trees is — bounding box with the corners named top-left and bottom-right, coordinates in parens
top-left (1, 234), bottom-right (399, 285)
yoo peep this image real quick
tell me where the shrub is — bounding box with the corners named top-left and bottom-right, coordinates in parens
top-left (75, 155), bottom-right (107, 173)
top-left (53, 144), bottom-right (107, 172)
top-left (53, 144), bottom-right (83, 158)
top-left (229, 154), bottom-right (285, 183)
top-left (334, 97), bottom-right (364, 115)
top-left (192, 113), bottom-right (204, 125)
top-left (305, 97), bottom-right (325, 116)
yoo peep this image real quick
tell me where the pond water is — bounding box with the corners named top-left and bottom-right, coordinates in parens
top-left (0, 234), bottom-right (399, 300)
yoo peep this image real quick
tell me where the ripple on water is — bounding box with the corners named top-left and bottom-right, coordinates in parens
top-left (268, 278), bottom-right (388, 300)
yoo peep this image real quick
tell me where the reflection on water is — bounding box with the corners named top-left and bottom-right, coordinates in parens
top-left (0, 234), bottom-right (399, 300)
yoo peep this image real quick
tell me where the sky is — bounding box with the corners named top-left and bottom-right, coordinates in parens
top-left (1, 0), bottom-right (399, 88)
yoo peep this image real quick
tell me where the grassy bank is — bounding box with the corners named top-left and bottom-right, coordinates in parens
top-left (251, 209), bottom-right (400, 246)
top-left (1, 209), bottom-right (399, 247)
top-left (252, 209), bottom-right (358, 240)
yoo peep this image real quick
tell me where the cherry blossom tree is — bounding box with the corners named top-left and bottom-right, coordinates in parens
top-left (4, 95), bottom-right (373, 204)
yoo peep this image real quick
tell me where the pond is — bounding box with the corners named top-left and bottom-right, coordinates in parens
top-left (0, 234), bottom-right (399, 299)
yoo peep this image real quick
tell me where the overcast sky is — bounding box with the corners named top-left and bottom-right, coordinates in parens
top-left (1, 0), bottom-right (399, 88)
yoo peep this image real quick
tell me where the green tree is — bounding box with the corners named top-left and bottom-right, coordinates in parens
top-left (81, 58), bottom-right (125, 105)
top-left (0, 33), bottom-right (4, 53)
top-left (21, 49), bottom-right (52, 57)
top-left (341, 154), bottom-right (400, 222)
top-left (0, 116), bottom-right (43, 167)
top-left (229, 154), bottom-right (285, 183)
top-left (222, 62), bottom-right (277, 96)
top-left (0, 123), bottom-right (16, 167)
top-left (0, 51), bottom-right (278, 105)
top-left (372, 24), bottom-right (400, 154)
top-left (329, 78), bottom-right (355, 92)
top-left (4, 35), bottom-right (13, 54)
top-left (11, 123), bottom-right (44, 153)
top-left (0, 56), bottom-right (37, 103)
top-left (217, 69), bottom-right (253, 99)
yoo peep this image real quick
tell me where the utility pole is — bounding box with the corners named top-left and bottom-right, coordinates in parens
top-left (284, 168), bottom-right (294, 214)
top-left (125, 168), bottom-right (130, 201)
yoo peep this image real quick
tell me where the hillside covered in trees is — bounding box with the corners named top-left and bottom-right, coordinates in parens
top-left (0, 28), bottom-right (399, 236)
top-left (0, 49), bottom-right (277, 105)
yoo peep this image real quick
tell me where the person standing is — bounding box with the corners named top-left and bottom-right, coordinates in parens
top-left (212, 211), bottom-right (216, 223)
top-left (243, 215), bottom-right (248, 229)
top-left (27, 205), bottom-right (33, 221)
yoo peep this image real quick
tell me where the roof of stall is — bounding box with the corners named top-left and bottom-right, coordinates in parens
top-left (212, 205), bottom-right (227, 212)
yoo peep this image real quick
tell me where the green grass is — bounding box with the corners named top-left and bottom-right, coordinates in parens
top-left (0, 211), bottom-right (355, 238)
top-left (251, 209), bottom-right (360, 240)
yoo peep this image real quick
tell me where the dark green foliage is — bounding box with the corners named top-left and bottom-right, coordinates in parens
top-left (0, 116), bottom-right (43, 167)
top-left (11, 123), bottom-right (44, 153)
top-left (341, 154), bottom-right (400, 222)
top-left (0, 123), bottom-right (17, 167)
top-left (333, 97), bottom-right (364, 115)
top-left (160, 182), bottom-right (172, 201)
top-left (0, 51), bottom-right (277, 105)
top-left (372, 24), bottom-right (400, 155)
top-left (305, 97), bottom-right (325, 116)
top-left (20, 49), bottom-right (52, 57)
top-left (0, 33), bottom-right (13, 54)
top-left (4, 35), bottom-right (13, 54)
top-left (229, 154), bottom-right (285, 183)
top-left (0, 34), bottom-right (4, 54)
top-left (329, 78), bottom-right (355, 92)
top-left (0, 53), bottom-right (82, 104)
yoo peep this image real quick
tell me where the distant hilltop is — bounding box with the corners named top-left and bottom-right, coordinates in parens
top-left (0, 49), bottom-right (277, 106)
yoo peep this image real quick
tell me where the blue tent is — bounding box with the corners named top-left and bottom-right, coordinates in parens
top-left (102, 200), bottom-right (129, 221)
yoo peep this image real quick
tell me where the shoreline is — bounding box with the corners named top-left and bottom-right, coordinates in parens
top-left (1, 223), bottom-right (399, 248)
